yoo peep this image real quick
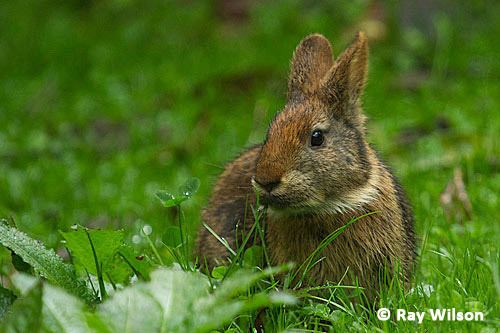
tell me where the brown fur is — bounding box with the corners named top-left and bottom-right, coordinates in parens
top-left (196, 33), bottom-right (416, 299)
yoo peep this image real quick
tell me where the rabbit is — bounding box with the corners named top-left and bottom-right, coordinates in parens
top-left (196, 32), bottom-right (416, 300)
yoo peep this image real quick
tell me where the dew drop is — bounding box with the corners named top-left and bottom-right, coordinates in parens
top-left (132, 235), bottom-right (141, 244)
top-left (142, 224), bottom-right (153, 236)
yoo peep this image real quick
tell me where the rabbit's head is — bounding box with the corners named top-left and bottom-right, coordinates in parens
top-left (253, 33), bottom-right (376, 214)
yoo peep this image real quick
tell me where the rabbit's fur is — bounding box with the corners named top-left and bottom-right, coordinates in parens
top-left (196, 33), bottom-right (416, 298)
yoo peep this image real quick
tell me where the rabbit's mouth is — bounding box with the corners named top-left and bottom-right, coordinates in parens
top-left (261, 193), bottom-right (322, 215)
top-left (265, 201), bottom-right (324, 218)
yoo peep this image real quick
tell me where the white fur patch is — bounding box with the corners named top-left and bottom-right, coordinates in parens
top-left (321, 166), bottom-right (381, 214)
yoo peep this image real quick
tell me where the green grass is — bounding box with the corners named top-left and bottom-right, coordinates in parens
top-left (0, 0), bottom-right (499, 331)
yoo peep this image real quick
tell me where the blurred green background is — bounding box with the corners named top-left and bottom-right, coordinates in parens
top-left (0, 0), bottom-right (498, 261)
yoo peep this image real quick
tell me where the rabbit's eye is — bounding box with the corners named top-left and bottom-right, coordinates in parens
top-left (310, 130), bottom-right (324, 147)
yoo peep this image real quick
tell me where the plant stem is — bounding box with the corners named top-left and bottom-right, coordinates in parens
top-left (86, 230), bottom-right (107, 300)
top-left (144, 233), bottom-right (164, 266)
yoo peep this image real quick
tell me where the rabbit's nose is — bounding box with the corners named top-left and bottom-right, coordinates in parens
top-left (253, 177), bottom-right (281, 193)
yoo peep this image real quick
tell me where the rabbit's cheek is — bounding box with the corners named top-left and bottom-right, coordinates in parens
top-left (279, 170), bottom-right (313, 192)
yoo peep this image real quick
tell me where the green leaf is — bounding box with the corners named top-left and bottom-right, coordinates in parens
top-left (211, 266), bottom-right (227, 280)
top-left (155, 177), bottom-right (200, 207)
top-left (0, 220), bottom-right (97, 304)
top-left (209, 266), bottom-right (290, 301)
top-left (0, 286), bottom-right (17, 319)
top-left (61, 227), bottom-right (126, 283)
top-left (191, 266), bottom-right (295, 332)
top-left (178, 177), bottom-right (200, 199)
top-left (41, 284), bottom-right (97, 332)
top-left (5, 274), bottom-right (101, 333)
top-left (242, 246), bottom-right (264, 269)
top-left (97, 267), bottom-right (294, 333)
top-left (162, 226), bottom-right (182, 247)
top-left (116, 244), bottom-right (152, 281)
top-left (1, 266), bottom-right (295, 333)
top-left (155, 190), bottom-right (178, 207)
top-left (98, 268), bottom-right (208, 333)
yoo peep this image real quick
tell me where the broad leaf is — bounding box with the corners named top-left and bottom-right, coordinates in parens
top-left (40, 282), bottom-right (98, 333)
top-left (4, 274), bottom-right (102, 333)
top-left (243, 246), bottom-right (264, 269)
top-left (60, 227), bottom-right (125, 282)
top-left (211, 266), bottom-right (227, 280)
top-left (191, 266), bottom-right (295, 332)
top-left (1, 267), bottom-right (295, 333)
top-left (0, 220), bottom-right (96, 304)
top-left (116, 244), bottom-right (152, 280)
top-left (98, 267), bottom-right (295, 333)
top-left (98, 268), bottom-right (207, 333)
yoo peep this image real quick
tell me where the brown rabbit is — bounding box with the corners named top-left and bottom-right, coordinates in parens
top-left (196, 32), bottom-right (416, 299)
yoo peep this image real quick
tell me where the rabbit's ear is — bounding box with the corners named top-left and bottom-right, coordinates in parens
top-left (287, 34), bottom-right (334, 102)
top-left (321, 32), bottom-right (368, 107)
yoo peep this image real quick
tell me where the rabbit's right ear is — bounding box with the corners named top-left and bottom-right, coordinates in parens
top-left (287, 34), bottom-right (334, 102)
top-left (321, 32), bottom-right (368, 108)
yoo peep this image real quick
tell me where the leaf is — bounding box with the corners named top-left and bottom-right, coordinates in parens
top-left (0, 286), bottom-right (17, 319)
top-left (98, 268), bottom-right (207, 333)
top-left (116, 244), bottom-right (152, 280)
top-left (191, 266), bottom-right (296, 332)
top-left (211, 266), bottom-right (227, 280)
top-left (440, 167), bottom-right (473, 223)
top-left (155, 190), bottom-right (178, 207)
top-left (162, 226), bottom-right (182, 247)
top-left (208, 265), bottom-right (290, 301)
top-left (61, 227), bottom-right (127, 283)
top-left (178, 177), bottom-right (200, 199)
top-left (5, 274), bottom-right (101, 333)
top-left (1, 266), bottom-right (295, 333)
top-left (0, 220), bottom-right (97, 304)
top-left (42, 284), bottom-right (97, 332)
top-left (242, 246), bottom-right (264, 269)
top-left (98, 267), bottom-right (295, 333)
top-left (155, 177), bottom-right (200, 207)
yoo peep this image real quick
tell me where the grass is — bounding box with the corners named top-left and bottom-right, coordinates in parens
top-left (0, 0), bottom-right (499, 331)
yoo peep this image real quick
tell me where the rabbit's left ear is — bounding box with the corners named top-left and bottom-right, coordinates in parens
top-left (321, 32), bottom-right (368, 106)
top-left (287, 34), bottom-right (334, 102)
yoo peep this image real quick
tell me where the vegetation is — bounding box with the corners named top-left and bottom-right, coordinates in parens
top-left (0, 0), bottom-right (498, 331)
